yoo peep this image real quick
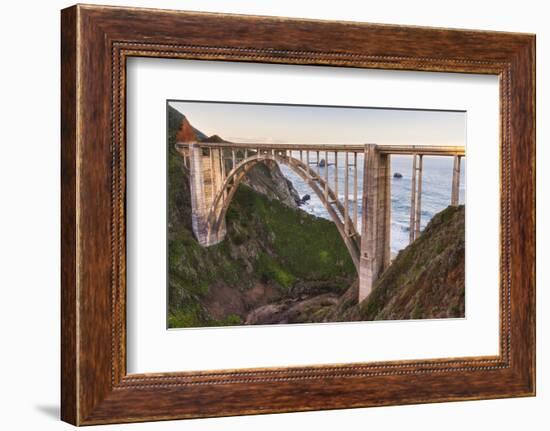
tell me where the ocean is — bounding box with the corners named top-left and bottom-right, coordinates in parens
top-left (280, 152), bottom-right (466, 254)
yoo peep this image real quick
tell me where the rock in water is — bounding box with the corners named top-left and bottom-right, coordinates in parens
top-left (393, 172), bottom-right (403, 178)
top-left (318, 158), bottom-right (326, 168)
top-left (301, 194), bottom-right (311, 204)
top-left (285, 178), bottom-right (303, 206)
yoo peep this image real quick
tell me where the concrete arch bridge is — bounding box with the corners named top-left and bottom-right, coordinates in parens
top-left (175, 142), bottom-right (465, 302)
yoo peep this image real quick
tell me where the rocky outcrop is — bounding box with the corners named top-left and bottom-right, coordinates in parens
top-left (245, 293), bottom-right (339, 325)
top-left (201, 134), bottom-right (225, 143)
top-left (243, 161), bottom-right (301, 208)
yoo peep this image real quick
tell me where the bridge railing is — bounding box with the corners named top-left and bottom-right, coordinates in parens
top-left (177, 141), bottom-right (465, 155)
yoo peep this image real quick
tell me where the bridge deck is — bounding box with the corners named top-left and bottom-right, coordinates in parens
top-left (176, 142), bottom-right (465, 156)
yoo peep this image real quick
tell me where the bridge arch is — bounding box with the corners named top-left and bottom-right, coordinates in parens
top-left (205, 152), bottom-right (361, 272)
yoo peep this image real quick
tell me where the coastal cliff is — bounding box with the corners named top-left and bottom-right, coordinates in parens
top-left (168, 106), bottom-right (355, 327)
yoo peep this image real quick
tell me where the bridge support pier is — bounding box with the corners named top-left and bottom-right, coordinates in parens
top-left (358, 144), bottom-right (392, 302)
top-left (188, 143), bottom-right (226, 246)
top-left (451, 155), bottom-right (461, 206)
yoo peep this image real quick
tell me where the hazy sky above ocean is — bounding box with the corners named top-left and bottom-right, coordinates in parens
top-left (169, 101), bottom-right (466, 147)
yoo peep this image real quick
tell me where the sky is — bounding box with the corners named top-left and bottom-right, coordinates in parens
top-left (169, 100), bottom-right (466, 147)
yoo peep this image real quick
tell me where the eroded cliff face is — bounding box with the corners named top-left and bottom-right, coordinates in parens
top-left (242, 160), bottom-right (301, 208)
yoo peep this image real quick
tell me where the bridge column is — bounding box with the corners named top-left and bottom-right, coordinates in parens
top-left (451, 155), bottom-right (461, 206)
top-left (358, 144), bottom-right (391, 302)
top-left (188, 143), bottom-right (226, 246)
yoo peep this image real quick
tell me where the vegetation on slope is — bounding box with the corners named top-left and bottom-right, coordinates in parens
top-left (168, 182), bottom-right (356, 328)
top-left (327, 205), bottom-right (465, 322)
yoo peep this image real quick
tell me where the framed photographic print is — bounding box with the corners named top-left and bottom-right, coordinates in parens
top-left (61, 4), bottom-right (535, 425)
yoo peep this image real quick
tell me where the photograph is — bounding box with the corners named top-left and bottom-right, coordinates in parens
top-left (1, 0), bottom-right (539, 428)
top-left (167, 101), bottom-right (466, 328)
